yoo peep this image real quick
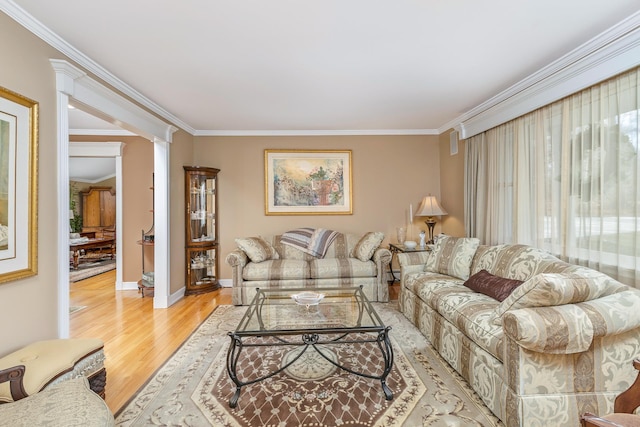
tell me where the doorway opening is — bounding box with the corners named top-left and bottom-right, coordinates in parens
top-left (53, 59), bottom-right (176, 338)
top-left (68, 145), bottom-right (123, 289)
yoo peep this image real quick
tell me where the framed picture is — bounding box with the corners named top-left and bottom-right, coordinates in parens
top-left (0, 86), bottom-right (38, 284)
top-left (265, 149), bottom-right (352, 215)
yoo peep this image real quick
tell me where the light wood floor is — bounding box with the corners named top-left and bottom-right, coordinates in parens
top-left (69, 270), bottom-right (232, 413)
top-left (70, 271), bottom-right (401, 414)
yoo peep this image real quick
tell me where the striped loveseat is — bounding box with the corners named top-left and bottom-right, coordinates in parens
top-left (226, 231), bottom-right (391, 305)
top-left (398, 237), bottom-right (640, 427)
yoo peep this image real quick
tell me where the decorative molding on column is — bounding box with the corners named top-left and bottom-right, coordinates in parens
top-left (50, 60), bottom-right (178, 142)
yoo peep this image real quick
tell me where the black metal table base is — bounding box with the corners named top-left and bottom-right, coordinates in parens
top-left (226, 327), bottom-right (394, 408)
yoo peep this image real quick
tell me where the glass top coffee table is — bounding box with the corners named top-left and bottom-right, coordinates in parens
top-left (226, 286), bottom-right (394, 408)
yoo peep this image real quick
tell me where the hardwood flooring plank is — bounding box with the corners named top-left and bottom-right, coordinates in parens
top-left (69, 270), bottom-right (231, 413)
top-left (70, 271), bottom-right (400, 414)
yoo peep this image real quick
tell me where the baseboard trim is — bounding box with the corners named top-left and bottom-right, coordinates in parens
top-left (121, 281), bottom-right (139, 291)
top-left (219, 279), bottom-right (232, 288)
top-left (168, 287), bottom-right (185, 306)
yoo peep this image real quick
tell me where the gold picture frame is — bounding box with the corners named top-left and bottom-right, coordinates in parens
top-left (265, 149), bottom-right (352, 215)
top-left (0, 86), bottom-right (38, 284)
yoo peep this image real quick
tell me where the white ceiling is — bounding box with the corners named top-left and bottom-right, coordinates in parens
top-left (6, 0), bottom-right (640, 134)
top-left (69, 156), bottom-right (115, 183)
top-left (67, 108), bottom-right (131, 136)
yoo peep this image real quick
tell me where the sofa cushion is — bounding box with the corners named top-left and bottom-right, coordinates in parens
top-left (351, 232), bottom-right (385, 262)
top-left (242, 259), bottom-right (309, 281)
top-left (435, 290), bottom-right (505, 361)
top-left (424, 236), bottom-right (479, 280)
top-left (492, 272), bottom-right (613, 325)
top-left (0, 377), bottom-right (114, 427)
top-left (464, 269), bottom-right (523, 302)
top-left (235, 237), bottom-right (280, 263)
top-left (470, 244), bottom-right (575, 281)
top-left (309, 258), bottom-right (377, 279)
top-left (404, 272), bottom-right (504, 361)
top-left (404, 271), bottom-right (466, 312)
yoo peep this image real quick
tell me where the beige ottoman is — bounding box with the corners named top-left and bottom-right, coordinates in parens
top-left (0, 338), bottom-right (106, 402)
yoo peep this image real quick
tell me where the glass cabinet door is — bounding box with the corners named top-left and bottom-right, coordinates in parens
top-left (184, 166), bottom-right (220, 295)
top-left (188, 174), bottom-right (216, 244)
top-left (187, 247), bottom-right (217, 289)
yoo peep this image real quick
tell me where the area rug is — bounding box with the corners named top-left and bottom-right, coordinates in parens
top-left (115, 304), bottom-right (502, 427)
top-left (69, 258), bottom-right (115, 282)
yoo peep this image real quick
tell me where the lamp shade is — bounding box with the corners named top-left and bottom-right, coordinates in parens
top-left (415, 195), bottom-right (447, 217)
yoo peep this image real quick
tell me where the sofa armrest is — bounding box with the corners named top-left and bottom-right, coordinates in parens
top-left (502, 289), bottom-right (640, 354)
top-left (225, 250), bottom-right (248, 268)
top-left (372, 247), bottom-right (391, 265)
top-left (372, 247), bottom-right (392, 302)
top-left (397, 252), bottom-right (430, 268)
top-left (397, 252), bottom-right (429, 283)
top-left (0, 365), bottom-right (27, 401)
top-left (225, 249), bottom-right (248, 290)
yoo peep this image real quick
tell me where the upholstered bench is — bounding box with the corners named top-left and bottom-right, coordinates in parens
top-left (0, 377), bottom-right (114, 426)
top-left (0, 338), bottom-right (106, 402)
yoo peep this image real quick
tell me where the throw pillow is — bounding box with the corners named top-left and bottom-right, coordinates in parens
top-left (424, 236), bottom-right (480, 280)
top-left (235, 237), bottom-right (280, 263)
top-left (492, 271), bottom-right (612, 324)
top-left (464, 269), bottom-right (523, 302)
top-left (351, 232), bottom-right (385, 262)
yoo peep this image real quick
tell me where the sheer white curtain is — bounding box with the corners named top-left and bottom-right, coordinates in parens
top-left (465, 67), bottom-right (640, 287)
top-left (465, 126), bottom-right (515, 245)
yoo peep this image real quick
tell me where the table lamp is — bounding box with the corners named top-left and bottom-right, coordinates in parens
top-left (415, 195), bottom-right (447, 245)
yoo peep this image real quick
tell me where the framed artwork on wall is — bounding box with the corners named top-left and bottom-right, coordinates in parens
top-left (264, 149), bottom-right (352, 215)
top-left (0, 86), bottom-right (38, 284)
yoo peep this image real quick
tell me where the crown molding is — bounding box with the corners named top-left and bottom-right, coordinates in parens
top-left (69, 141), bottom-right (124, 157)
top-left (445, 11), bottom-right (640, 138)
top-left (0, 0), bottom-right (195, 135)
top-left (4, 0), bottom-right (639, 138)
top-left (194, 128), bottom-right (439, 136)
top-left (69, 128), bottom-right (136, 136)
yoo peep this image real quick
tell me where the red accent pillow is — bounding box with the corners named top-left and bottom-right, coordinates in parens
top-left (464, 269), bottom-right (524, 302)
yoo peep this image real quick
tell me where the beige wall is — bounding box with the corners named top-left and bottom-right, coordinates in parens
top-left (0, 12), bottom-right (64, 353)
top-left (439, 130), bottom-right (466, 237)
top-left (170, 130), bottom-right (194, 294)
top-left (193, 135), bottom-right (441, 279)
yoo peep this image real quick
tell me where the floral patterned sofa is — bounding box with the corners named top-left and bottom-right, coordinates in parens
top-left (226, 230), bottom-right (391, 305)
top-left (398, 237), bottom-right (640, 427)
top-left (0, 377), bottom-right (114, 426)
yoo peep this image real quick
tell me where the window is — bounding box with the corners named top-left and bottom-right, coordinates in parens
top-left (466, 67), bottom-right (639, 286)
